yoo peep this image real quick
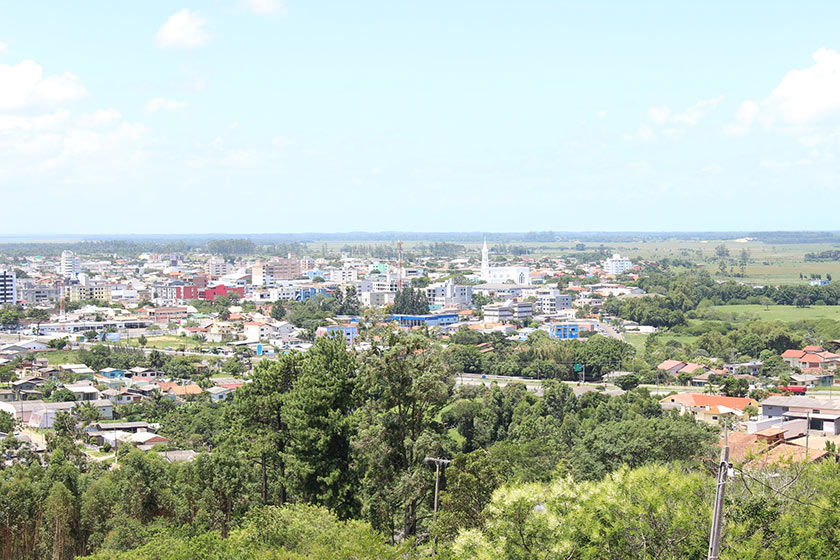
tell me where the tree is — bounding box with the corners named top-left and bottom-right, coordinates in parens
top-left (137, 335), bottom-right (148, 348)
top-left (84, 330), bottom-right (99, 342)
top-left (391, 287), bottom-right (430, 315)
top-left (0, 410), bottom-right (14, 433)
top-left (355, 331), bottom-right (454, 540)
top-left (47, 337), bottom-right (69, 350)
top-left (270, 301), bottom-right (286, 321)
top-left (232, 354), bottom-right (303, 505)
top-left (49, 388), bottom-right (77, 403)
top-left (614, 374), bottom-right (640, 391)
top-left (222, 357), bottom-right (245, 376)
top-left (282, 336), bottom-right (360, 518)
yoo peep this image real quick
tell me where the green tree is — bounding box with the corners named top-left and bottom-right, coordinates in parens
top-left (614, 374), bottom-right (640, 391)
top-left (270, 301), bottom-right (286, 321)
top-left (355, 331), bottom-right (454, 540)
top-left (137, 335), bottom-right (147, 348)
top-left (282, 336), bottom-right (360, 517)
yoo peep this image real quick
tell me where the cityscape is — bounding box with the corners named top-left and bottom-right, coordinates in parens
top-left (3, 2), bottom-right (840, 560)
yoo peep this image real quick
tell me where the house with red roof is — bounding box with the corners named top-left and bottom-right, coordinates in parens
top-left (660, 393), bottom-right (758, 424)
top-left (657, 360), bottom-right (709, 378)
top-left (781, 346), bottom-right (840, 370)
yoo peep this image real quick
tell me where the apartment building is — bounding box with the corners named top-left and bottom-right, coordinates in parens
top-left (0, 270), bottom-right (16, 305)
top-left (252, 258), bottom-right (301, 286)
top-left (60, 250), bottom-right (81, 279)
top-left (329, 269), bottom-right (359, 283)
top-left (536, 288), bottom-right (572, 314)
top-left (603, 254), bottom-right (633, 275)
top-left (206, 257), bottom-right (231, 278)
top-left (425, 278), bottom-right (473, 307)
top-left (67, 284), bottom-right (112, 302)
top-left (17, 279), bottom-right (60, 304)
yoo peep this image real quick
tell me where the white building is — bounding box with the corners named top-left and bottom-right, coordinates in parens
top-left (206, 257), bottom-right (231, 278)
top-left (425, 278), bottom-right (473, 308)
top-left (535, 288), bottom-right (572, 314)
top-left (361, 291), bottom-right (395, 308)
top-left (480, 240), bottom-right (531, 285)
top-left (60, 250), bottom-right (81, 280)
top-left (0, 269), bottom-right (16, 305)
top-left (603, 254), bottom-right (633, 276)
top-left (329, 269), bottom-right (359, 283)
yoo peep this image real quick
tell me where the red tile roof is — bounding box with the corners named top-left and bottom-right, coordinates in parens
top-left (660, 393), bottom-right (758, 411)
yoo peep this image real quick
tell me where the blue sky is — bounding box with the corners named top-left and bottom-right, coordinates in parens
top-left (2, 1), bottom-right (840, 234)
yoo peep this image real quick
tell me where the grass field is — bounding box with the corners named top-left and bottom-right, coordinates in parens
top-left (124, 335), bottom-right (207, 350)
top-left (44, 350), bottom-right (83, 365)
top-left (625, 331), bottom-right (699, 354)
top-left (709, 304), bottom-right (840, 322)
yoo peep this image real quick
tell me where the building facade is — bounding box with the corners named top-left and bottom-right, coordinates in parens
top-left (0, 270), bottom-right (16, 305)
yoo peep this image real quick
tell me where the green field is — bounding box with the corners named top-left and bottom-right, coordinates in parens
top-left (709, 304), bottom-right (840, 322)
top-left (44, 350), bottom-right (84, 365)
top-left (625, 331), bottom-right (699, 354)
top-left (124, 335), bottom-right (208, 350)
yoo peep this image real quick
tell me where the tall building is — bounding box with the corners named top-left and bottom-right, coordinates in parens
top-left (252, 258), bottom-right (301, 287)
top-left (425, 278), bottom-right (473, 307)
top-left (206, 257), bottom-right (231, 278)
top-left (0, 270), bottom-right (16, 305)
top-left (603, 254), bottom-right (633, 276)
top-left (480, 239), bottom-right (531, 285)
top-left (60, 250), bottom-right (81, 279)
top-left (535, 288), bottom-right (572, 314)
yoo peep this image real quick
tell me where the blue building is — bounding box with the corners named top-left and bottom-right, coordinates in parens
top-left (296, 287), bottom-right (328, 301)
top-left (387, 313), bottom-right (459, 328)
top-left (98, 368), bottom-right (126, 379)
top-left (549, 323), bottom-right (579, 340)
top-left (316, 325), bottom-right (358, 344)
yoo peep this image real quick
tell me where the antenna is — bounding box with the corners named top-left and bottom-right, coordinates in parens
top-left (397, 240), bottom-right (404, 290)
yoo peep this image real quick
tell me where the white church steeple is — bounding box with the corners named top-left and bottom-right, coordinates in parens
top-left (481, 237), bottom-right (489, 280)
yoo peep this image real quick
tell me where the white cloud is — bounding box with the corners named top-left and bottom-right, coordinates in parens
top-left (221, 148), bottom-right (257, 167)
top-left (0, 41), bottom-right (7, 56)
top-left (598, 109), bottom-right (608, 119)
top-left (155, 10), bottom-right (211, 49)
top-left (722, 100), bottom-right (760, 136)
top-left (0, 60), bottom-right (86, 110)
top-left (78, 108), bottom-right (122, 128)
top-left (272, 135), bottom-right (292, 149)
top-left (145, 97), bottom-right (187, 113)
top-left (769, 48), bottom-right (840, 125)
top-left (0, 109), bottom-right (69, 132)
top-left (671, 96), bottom-right (723, 126)
top-left (726, 48), bottom-right (840, 136)
top-left (246, 0), bottom-right (286, 15)
top-left (635, 124), bottom-right (655, 141)
top-left (648, 97), bottom-right (722, 128)
top-left (648, 105), bottom-right (671, 125)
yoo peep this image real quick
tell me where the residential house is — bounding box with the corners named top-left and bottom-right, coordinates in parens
top-left (660, 393), bottom-right (759, 423)
top-left (205, 386), bottom-right (233, 402)
top-left (760, 396), bottom-right (840, 435)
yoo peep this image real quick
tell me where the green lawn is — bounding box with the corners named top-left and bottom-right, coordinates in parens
top-left (44, 350), bottom-right (83, 365)
top-left (125, 335), bottom-right (207, 350)
top-left (709, 304), bottom-right (840, 322)
top-left (625, 331), bottom-right (698, 353)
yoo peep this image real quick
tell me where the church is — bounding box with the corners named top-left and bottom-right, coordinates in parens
top-left (480, 239), bottom-right (531, 285)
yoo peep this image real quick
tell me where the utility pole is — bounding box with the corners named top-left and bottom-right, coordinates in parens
top-left (424, 457), bottom-right (451, 518)
top-left (708, 426), bottom-right (730, 560)
top-left (805, 409), bottom-right (811, 456)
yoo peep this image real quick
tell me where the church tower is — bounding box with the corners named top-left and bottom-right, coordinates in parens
top-left (481, 238), bottom-right (489, 281)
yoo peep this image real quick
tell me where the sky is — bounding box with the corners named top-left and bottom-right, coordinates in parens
top-left (2, 1), bottom-right (840, 234)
